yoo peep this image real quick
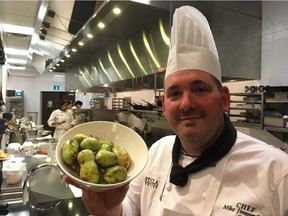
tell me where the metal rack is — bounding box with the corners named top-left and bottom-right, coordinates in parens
top-left (112, 97), bottom-right (131, 110)
top-left (229, 92), bottom-right (264, 129)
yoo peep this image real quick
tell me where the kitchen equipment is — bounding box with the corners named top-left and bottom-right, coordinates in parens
top-left (55, 121), bottom-right (148, 192)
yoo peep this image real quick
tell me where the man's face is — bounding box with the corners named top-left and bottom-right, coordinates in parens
top-left (163, 69), bottom-right (230, 147)
top-left (61, 103), bottom-right (70, 111)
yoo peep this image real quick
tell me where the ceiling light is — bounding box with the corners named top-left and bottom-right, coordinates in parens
top-left (2, 24), bottom-right (34, 35)
top-left (49, 69), bottom-right (53, 72)
top-left (47, 9), bottom-right (56, 18)
top-left (66, 54), bottom-right (71, 58)
top-left (113, 7), bottom-right (121, 15)
top-left (39, 34), bottom-right (45, 40)
top-left (7, 65), bottom-right (26, 70)
top-left (97, 22), bottom-right (105, 29)
top-left (56, 63), bottom-right (60, 66)
top-left (42, 20), bottom-right (50, 28)
top-left (5, 48), bottom-right (29, 56)
top-left (87, 34), bottom-right (93, 39)
top-left (71, 48), bottom-right (77, 52)
top-left (61, 59), bottom-right (65, 62)
top-left (78, 41), bottom-right (84, 46)
top-left (40, 28), bottom-right (47, 35)
top-left (6, 58), bottom-right (27, 64)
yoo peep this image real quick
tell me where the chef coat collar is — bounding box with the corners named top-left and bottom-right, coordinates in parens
top-left (170, 114), bottom-right (237, 187)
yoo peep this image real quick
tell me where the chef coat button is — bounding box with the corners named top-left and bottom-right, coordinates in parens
top-left (166, 184), bottom-right (172, 191)
top-left (202, 193), bottom-right (206, 199)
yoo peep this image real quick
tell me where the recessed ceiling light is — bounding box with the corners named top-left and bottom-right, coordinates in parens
top-left (5, 48), bottom-right (29, 56)
top-left (2, 24), bottom-right (34, 35)
top-left (6, 58), bottom-right (27, 64)
top-left (97, 22), bottom-right (105, 29)
top-left (61, 59), bottom-right (65, 62)
top-left (78, 41), bottom-right (84, 46)
top-left (87, 34), bottom-right (93, 39)
top-left (49, 69), bottom-right (53, 72)
top-left (7, 65), bottom-right (26, 70)
top-left (113, 7), bottom-right (121, 15)
top-left (71, 48), bottom-right (77, 52)
top-left (66, 54), bottom-right (71, 58)
top-left (56, 63), bottom-right (60, 66)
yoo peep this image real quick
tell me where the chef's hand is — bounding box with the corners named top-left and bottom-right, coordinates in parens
top-left (64, 175), bottom-right (129, 216)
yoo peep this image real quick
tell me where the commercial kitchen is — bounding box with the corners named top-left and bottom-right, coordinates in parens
top-left (0, 1), bottom-right (288, 215)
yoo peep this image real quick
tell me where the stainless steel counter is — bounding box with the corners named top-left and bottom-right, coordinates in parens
top-left (0, 153), bottom-right (90, 215)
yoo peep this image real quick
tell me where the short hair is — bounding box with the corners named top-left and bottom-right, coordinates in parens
top-left (74, 100), bottom-right (83, 106)
top-left (58, 99), bottom-right (71, 108)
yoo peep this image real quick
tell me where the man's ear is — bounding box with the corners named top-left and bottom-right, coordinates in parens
top-left (221, 86), bottom-right (230, 113)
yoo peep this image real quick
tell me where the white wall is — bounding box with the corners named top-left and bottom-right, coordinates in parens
top-left (6, 72), bottom-right (65, 123)
top-left (261, 1), bottom-right (288, 86)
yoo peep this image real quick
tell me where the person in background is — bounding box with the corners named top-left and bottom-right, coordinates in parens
top-left (65, 6), bottom-right (288, 216)
top-left (47, 99), bottom-right (75, 141)
top-left (72, 100), bottom-right (83, 110)
top-left (68, 101), bottom-right (74, 110)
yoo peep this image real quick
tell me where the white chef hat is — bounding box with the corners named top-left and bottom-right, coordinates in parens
top-left (165, 6), bottom-right (221, 82)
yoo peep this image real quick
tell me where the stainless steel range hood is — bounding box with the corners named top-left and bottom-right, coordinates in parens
top-left (46, 1), bottom-right (262, 92)
top-left (46, 1), bottom-right (171, 90)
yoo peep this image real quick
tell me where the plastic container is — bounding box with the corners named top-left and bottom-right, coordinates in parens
top-left (2, 162), bottom-right (24, 185)
top-left (283, 115), bottom-right (288, 128)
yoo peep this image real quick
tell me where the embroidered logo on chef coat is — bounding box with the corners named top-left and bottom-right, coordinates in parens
top-left (145, 176), bottom-right (159, 189)
top-left (222, 203), bottom-right (260, 216)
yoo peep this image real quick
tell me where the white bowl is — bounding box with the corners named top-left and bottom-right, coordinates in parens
top-left (56, 121), bottom-right (148, 192)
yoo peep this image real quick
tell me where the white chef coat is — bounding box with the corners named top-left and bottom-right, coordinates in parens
top-left (122, 131), bottom-right (288, 216)
top-left (47, 109), bottom-right (75, 141)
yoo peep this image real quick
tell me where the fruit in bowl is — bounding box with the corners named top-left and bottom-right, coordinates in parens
top-left (56, 121), bottom-right (148, 192)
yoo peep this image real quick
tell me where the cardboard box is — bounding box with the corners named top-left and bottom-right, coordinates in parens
top-left (264, 117), bottom-right (284, 127)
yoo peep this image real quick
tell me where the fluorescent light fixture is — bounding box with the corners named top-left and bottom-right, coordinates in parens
top-left (6, 58), bottom-right (27, 64)
top-left (54, 74), bottom-right (65, 78)
top-left (97, 22), bottom-right (105, 29)
top-left (113, 8), bottom-right (121, 15)
top-left (2, 24), bottom-right (34, 35)
top-left (7, 65), bottom-right (26, 70)
top-left (131, 0), bottom-right (151, 5)
top-left (87, 34), bottom-right (93, 39)
top-left (5, 48), bottom-right (29, 56)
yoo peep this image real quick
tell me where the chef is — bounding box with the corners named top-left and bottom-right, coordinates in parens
top-left (47, 100), bottom-right (75, 141)
top-left (65, 5), bottom-right (288, 216)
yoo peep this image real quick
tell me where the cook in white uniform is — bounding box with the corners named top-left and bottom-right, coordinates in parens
top-left (65, 5), bottom-right (288, 216)
top-left (47, 100), bottom-right (75, 141)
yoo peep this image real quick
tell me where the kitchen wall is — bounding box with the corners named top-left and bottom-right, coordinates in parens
top-left (5, 72), bottom-right (65, 123)
top-left (261, 1), bottom-right (288, 86)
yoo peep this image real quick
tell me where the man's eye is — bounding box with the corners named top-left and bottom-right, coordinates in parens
top-left (168, 91), bottom-right (180, 98)
top-left (195, 87), bottom-right (208, 93)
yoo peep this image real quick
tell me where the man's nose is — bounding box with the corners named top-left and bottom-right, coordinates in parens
top-left (180, 92), bottom-right (196, 111)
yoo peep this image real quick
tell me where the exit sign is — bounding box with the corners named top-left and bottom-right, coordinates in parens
top-left (53, 85), bottom-right (61, 91)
